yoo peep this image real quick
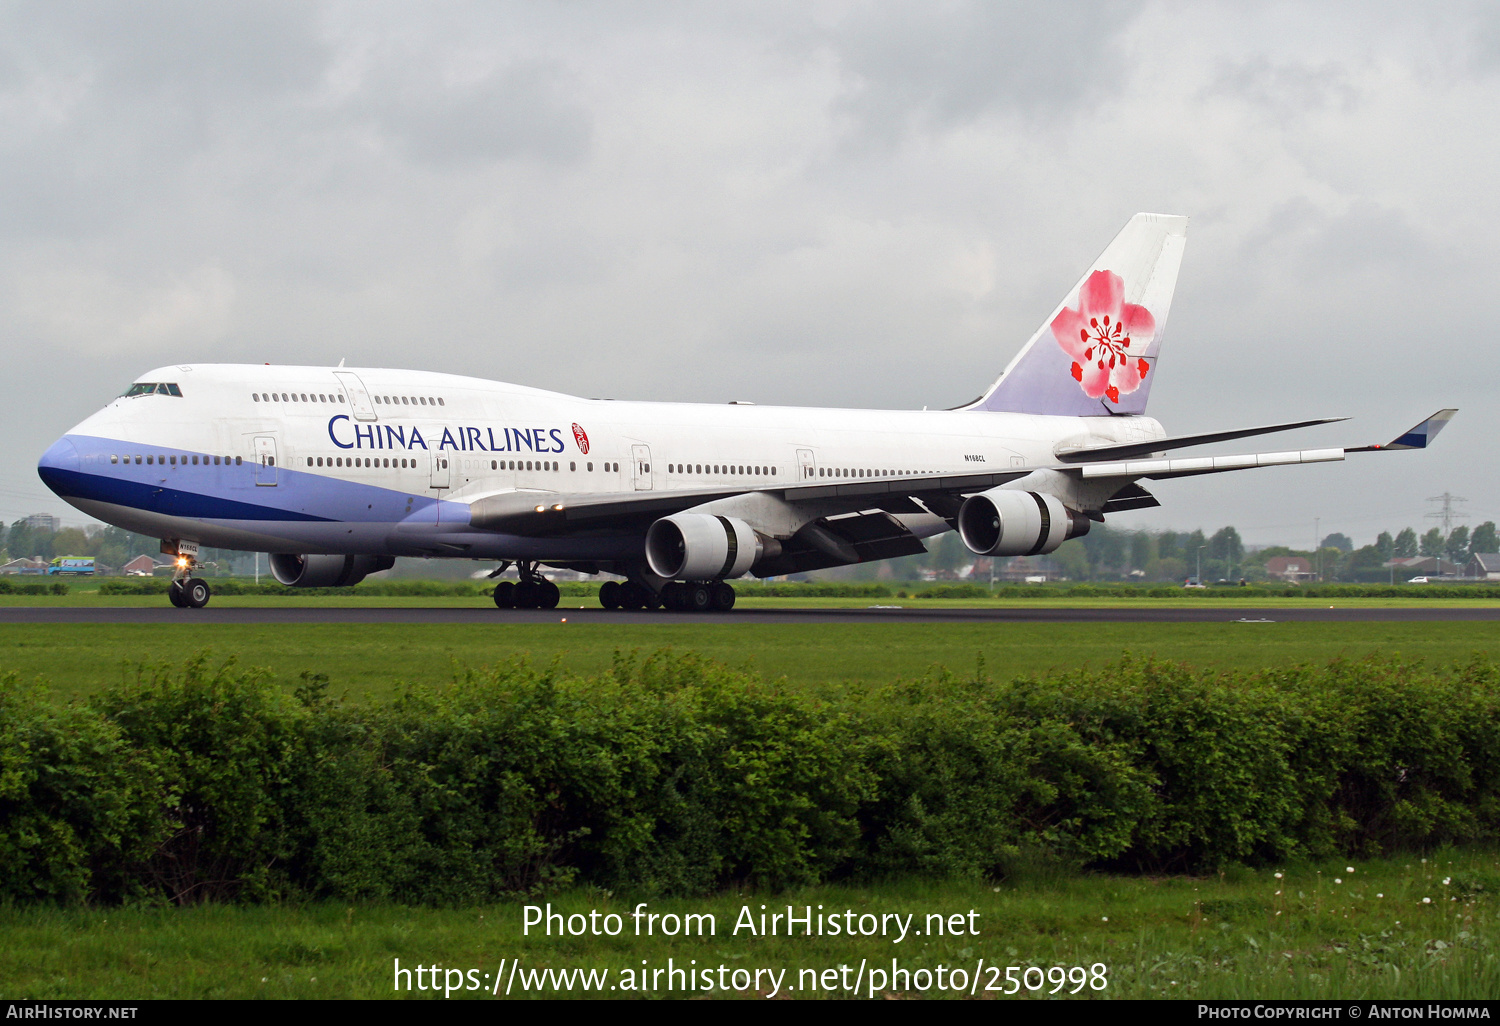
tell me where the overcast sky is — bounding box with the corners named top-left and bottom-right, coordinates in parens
top-left (3, 1), bottom-right (1496, 548)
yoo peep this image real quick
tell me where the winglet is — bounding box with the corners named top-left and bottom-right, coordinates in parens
top-left (1349, 409), bottom-right (1457, 452)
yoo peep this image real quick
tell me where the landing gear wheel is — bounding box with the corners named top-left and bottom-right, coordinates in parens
top-left (619, 581), bottom-right (646, 611)
top-left (493, 581), bottom-right (516, 608)
top-left (687, 582), bottom-right (713, 612)
top-left (598, 580), bottom-right (622, 609)
top-left (168, 580), bottom-right (188, 608)
top-left (659, 582), bottom-right (684, 611)
top-left (515, 580), bottom-right (541, 609)
top-left (183, 578), bottom-right (211, 608)
top-left (711, 582), bottom-right (736, 612)
top-left (538, 580), bottom-right (561, 609)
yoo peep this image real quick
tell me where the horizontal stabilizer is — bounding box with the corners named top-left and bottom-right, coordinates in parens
top-left (1056, 417), bottom-right (1347, 463)
top-left (1348, 409), bottom-right (1458, 452)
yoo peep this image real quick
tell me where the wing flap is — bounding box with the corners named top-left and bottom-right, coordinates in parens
top-left (1076, 447), bottom-right (1345, 481)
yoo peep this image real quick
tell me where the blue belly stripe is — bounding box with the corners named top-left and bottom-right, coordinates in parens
top-left (38, 466), bottom-right (334, 522)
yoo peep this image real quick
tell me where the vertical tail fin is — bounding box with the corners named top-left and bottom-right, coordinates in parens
top-left (969, 213), bottom-right (1188, 417)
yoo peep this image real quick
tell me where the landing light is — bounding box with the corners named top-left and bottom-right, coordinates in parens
top-left (175, 557), bottom-right (188, 568)
top-left (552, 504), bottom-right (564, 511)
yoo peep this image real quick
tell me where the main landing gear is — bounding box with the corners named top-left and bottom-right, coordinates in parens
top-left (167, 561), bottom-right (211, 609)
top-left (597, 579), bottom-right (736, 612)
top-left (491, 561), bottom-right (561, 610)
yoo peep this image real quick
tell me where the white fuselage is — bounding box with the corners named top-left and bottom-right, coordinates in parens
top-left (40, 363), bottom-right (1165, 562)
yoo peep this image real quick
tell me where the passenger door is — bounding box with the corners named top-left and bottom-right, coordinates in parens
top-left (254, 435), bottom-right (278, 486)
top-left (797, 448), bottom-right (817, 481)
top-left (334, 371), bottom-right (379, 422)
top-left (632, 444), bottom-right (653, 491)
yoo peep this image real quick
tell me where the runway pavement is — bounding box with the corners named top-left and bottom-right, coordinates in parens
top-left (3, 605), bottom-right (1500, 625)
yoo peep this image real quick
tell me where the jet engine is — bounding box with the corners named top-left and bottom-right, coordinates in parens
top-left (956, 489), bottom-right (1088, 557)
top-left (269, 553), bottom-right (395, 588)
top-left (645, 513), bottom-right (764, 580)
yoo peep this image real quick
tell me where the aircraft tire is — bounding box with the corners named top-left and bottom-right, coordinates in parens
top-left (539, 580), bottom-right (561, 609)
top-left (711, 582), bottom-right (736, 612)
top-left (598, 580), bottom-right (622, 609)
top-left (168, 581), bottom-right (188, 608)
top-left (493, 581), bottom-right (516, 608)
top-left (184, 578), bottom-right (211, 609)
top-left (660, 582), bottom-right (686, 611)
top-left (619, 582), bottom-right (646, 611)
top-left (687, 582), bottom-right (713, 612)
top-left (515, 580), bottom-right (540, 609)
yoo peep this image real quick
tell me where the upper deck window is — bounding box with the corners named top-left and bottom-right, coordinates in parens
top-left (121, 382), bottom-right (182, 398)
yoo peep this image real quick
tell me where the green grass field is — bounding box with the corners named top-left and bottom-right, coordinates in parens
top-left (5, 620), bottom-right (1500, 704)
top-left (5, 849), bottom-right (1496, 999)
top-left (7, 618), bottom-right (1500, 1001)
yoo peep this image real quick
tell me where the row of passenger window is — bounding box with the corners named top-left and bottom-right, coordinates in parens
top-left (668, 463), bottom-right (777, 477)
top-left (255, 391), bottom-right (345, 404)
top-left (372, 394), bottom-right (445, 407)
top-left (817, 467), bottom-right (923, 479)
top-left (110, 454), bottom-right (241, 466)
top-left (310, 456), bottom-right (416, 469)
top-left (252, 391), bottom-right (449, 407)
top-left (311, 457), bottom-right (625, 472)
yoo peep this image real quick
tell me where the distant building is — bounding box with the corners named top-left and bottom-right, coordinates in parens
top-left (1265, 556), bottom-right (1316, 583)
top-left (997, 556), bottom-right (1053, 582)
top-left (121, 555), bottom-right (162, 575)
top-left (23, 513), bottom-right (59, 532)
top-left (1383, 556), bottom-right (1461, 578)
top-left (0, 557), bottom-right (47, 574)
top-left (1465, 553), bottom-right (1500, 580)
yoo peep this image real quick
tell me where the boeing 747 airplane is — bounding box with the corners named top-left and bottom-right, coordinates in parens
top-left (36, 214), bottom-right (1454, 610)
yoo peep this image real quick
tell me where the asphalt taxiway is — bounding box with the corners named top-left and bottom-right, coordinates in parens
top-left (2, 606), bottom-right (1499, 625)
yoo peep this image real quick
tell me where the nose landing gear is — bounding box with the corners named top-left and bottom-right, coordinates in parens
top-left (167, 556), bottom-right (211, 609)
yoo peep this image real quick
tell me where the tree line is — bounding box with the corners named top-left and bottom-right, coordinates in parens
top-left (0, 520), bottom-right (249, 574)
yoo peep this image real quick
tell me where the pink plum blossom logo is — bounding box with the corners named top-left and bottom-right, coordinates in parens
top-left (1051, 269), bottom-right (1156, 404)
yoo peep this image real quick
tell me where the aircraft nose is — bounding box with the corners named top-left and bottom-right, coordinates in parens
top-left (37, 436), bottom-right (81, 495)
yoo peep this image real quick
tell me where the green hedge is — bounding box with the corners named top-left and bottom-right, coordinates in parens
top-left (0, 579), bottom-right (68, 595)
top-left (5, 652), bottom-right (1500, 904)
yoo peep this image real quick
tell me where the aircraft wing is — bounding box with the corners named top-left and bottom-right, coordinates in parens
top-left (465, 468), bottom-right (1034, 535)
top-left (1053, 416), bottom-right (1347, 463)
top-left (465, 411), bottom-right (1456, 536)
top-left (1073, 409), bottom-right (1457, 483)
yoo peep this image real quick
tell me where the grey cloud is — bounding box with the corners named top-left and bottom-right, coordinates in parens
top-left (1201, 56), bottom-right (1360, 121)
top-left (13, 0), bottom-right (330, 99)
top-left (367, 59), bottom-right (592, 167)
top-left (828, 0), bottom-right (1145, 144)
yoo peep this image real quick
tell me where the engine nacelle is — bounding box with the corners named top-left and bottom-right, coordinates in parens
top-left (645, 513), bottom-right (763, 580)
top-left (956, 489), bottom-right (1087, 557)
top-left (268, 553), bottom-right (395, 588)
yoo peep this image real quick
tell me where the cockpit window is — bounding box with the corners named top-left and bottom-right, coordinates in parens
top-left (121, 383), bottom-right (183, 398)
